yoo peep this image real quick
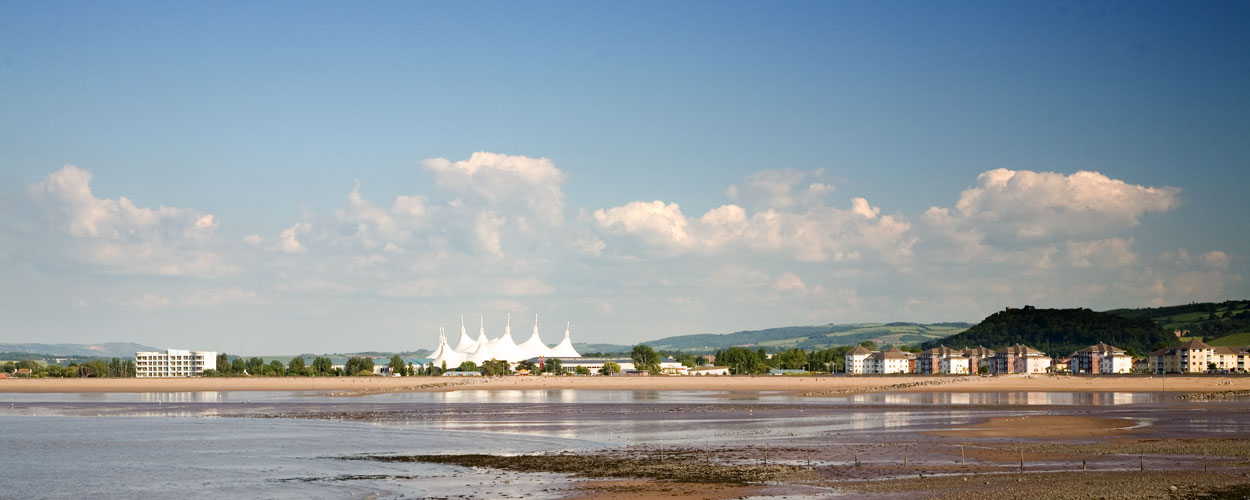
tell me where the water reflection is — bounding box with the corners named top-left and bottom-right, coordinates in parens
top-left (4, 389), bottom-right (1175, 405)
top-left (845, 391), bottom-right (1167, 406)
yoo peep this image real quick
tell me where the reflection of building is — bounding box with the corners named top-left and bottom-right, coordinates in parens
top-left (135, 349), bottom-right (217, 378)
top-left (845, 346), bottom-right (914, 374)
top-left (989, 344), bottom-right (1051, 374)
top-left (1148, 339), bottom-right (1250, 373)
top-left (1071, 343), bottom-right (1133, 374)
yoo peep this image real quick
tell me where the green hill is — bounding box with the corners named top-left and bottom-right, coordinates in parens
top-left (922, 306), bottom-right (1175, 358)
top-left (1105, 300), bottom-right (1250, 339)
top-left (1208, 332), bottom-right (1250, 347)
top-left (642, 322), bottom-right (969, 353)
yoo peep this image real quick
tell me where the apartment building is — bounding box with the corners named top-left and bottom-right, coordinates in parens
top-left (845, 345), bottom-right (872, 374)
top-left (917, 345), bottom-right (994, 374)
top-left (989, 344), bottom-right (1052, 374)
top-left (135, 349), bottom-right (217, 378)
top-left (1148, 339), bottom-right (1250, 373)
top-left (845, 345), bottom-right (914, 374)
top-left (1071, 342), bottom-right (1134, 374)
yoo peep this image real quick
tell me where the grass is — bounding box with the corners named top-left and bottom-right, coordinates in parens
top-left (1208, 332), bottom-right (1250, 347)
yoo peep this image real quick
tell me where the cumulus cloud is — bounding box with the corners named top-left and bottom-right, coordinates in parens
top-left (422, 151), bottom-right (566, 227)
top-left (726, 168), bottom-right (832, 210)
top-left (941, 168), bottom-right (1180, 241)
top-left (25, 165), bottom-right (232, 276)
top-left (1064, 238), bottom-right (1139, 268)
top-left (593, 197), bottom-right (913, 263)
top-left (772, 272), bottom-right (808, 293)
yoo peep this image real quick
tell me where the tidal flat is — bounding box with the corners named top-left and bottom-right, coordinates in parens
top-left (4, 388), bottom-right (1250, 498)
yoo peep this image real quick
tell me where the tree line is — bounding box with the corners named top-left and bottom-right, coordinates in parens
top-left (2, 357), bottom-right (136, 378)
top-left (922, 306), bottom-right (1178, 357)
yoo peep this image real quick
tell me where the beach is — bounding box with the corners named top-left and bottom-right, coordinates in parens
top-left (1, 373), bottom-right (1245, 394)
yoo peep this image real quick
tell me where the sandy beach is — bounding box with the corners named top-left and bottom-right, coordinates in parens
top-left (1, 373), bottom-right (1246, 394)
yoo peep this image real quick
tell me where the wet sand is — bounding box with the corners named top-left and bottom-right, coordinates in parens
top-left (928, 415), bottom-right (1138, 438)
top-left (8, 388), bottom-right (1250, 499)
top-left (3, 373), bottom-right (1246, 394)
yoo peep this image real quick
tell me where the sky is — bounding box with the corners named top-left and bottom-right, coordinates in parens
top-left (1, 0), bottom-right (1247, 354)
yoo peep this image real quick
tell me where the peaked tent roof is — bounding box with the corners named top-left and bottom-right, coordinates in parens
top-left (452, 315), bottom-right (478, 353)
top-left (430, 327), bottom-right (467, 369)
top-left (517, 314), bottom-right (554, 359)
top-left (548, 322), bottom-right (581, 358)
top-left (485, 314), bottom-right (529, 362)
top-left (463, 340), bottom-right (497, 365)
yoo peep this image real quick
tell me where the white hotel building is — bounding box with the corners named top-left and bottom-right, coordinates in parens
top-left (135, 349), bottom-right (217, 378)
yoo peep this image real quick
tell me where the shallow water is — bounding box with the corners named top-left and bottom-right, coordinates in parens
top-left (4, 390), bottom-right (1247, 498)
top-left (0, 415), bottom-right (591, 499)
top-left (0, 389), bottom-right (1180, 405)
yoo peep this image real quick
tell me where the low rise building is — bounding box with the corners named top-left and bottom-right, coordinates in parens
top-left (1072, 343), bottom-right (1133, 374)
top-left (688, 366), bottom-right (730, 376)
top-left (918, 345), bottom-right (971, 374)
top-left (844, 345), bottom-right (873, 374)
top-left (989, 344), bottom-right (1051, 374)
top-left (135, 349), bottom-right (217, 378)
top-left (845, 345), bottom-right (915, 374)
top-left (1149, 339), bottom-right (1250, 373)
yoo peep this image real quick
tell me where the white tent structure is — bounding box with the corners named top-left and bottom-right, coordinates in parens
top-left (429, 314), bottom-right (580, 365)
top-left (549, 322), bottom-right (581, 358)
top-left (429, 327), bottom-right (466, 369)
top-left (463, 340), bottom-right (496, 365)
top-left (516, 314), bottom-right (553, 359)
top-left (485, 313), bottom-right (528, 363)
top-left (452, 315), bottom-right (478, 353)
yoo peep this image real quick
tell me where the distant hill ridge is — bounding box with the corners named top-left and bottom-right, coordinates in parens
top-left (637, 322), bottom-right (971, 353)
top-left (923, 306), bottom-right (1174, 358)
top-left (0, 342), bottom-right (162, 358)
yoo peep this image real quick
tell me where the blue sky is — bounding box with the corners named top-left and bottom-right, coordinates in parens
top-left (2, 0), bottom-right (1247, 354)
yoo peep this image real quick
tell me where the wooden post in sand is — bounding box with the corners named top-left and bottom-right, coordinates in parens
top-left (1140, 455), bottom-right (1144, 472)
top-left (1018, 449), bottom-right (1024, 472)
top-left (1082, 459), bottom-right (1086, 472)
top-left (960, 445), bottom-right (966, 465)
top-left (904, 446), bottom-right (908, 466)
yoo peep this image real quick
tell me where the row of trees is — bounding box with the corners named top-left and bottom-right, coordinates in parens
top-left (711, 344), bottom-right (883, 375)
top-left (2, 358), bottom-right (136, 378)
top-left (205, 354), bottom-right (385, 377)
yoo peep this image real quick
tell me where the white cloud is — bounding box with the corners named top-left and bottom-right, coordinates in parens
top-left (422, 152), bottom-right (566, 227)
top-left (1202, 251), bottom-right (1231, 271)
top-left (25, 165), bottom-right (232, 276)
top-left (772, 272), bottom-right (808, 293)
top-left (944, 168), bottom-right (1180, 241)
top-left (1064, 238), bottom-right (1138, 268)
top-left (726, 168), bottom-right (832, 210)
top-left (592, 201), bottom-right (694, 253)
top-left (593, 197), bottom-right (913, 263)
